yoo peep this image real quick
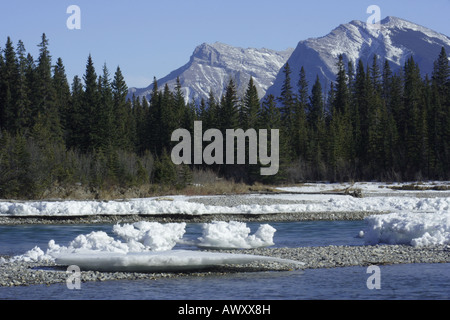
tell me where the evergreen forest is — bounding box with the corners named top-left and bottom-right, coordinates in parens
top-left (0, 34), bottom-right (449, 199)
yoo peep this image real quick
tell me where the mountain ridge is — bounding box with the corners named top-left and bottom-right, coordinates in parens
top-left (265, 16), bottom-right (450, 99)
top-left (129, 42), bottom-right (293, 103)
top-left (129, 16), bottom-right (450, 104)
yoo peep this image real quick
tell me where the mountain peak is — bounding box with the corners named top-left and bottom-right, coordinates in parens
top-left (131, 42), bottom-right (293, 103)
top-left (265, 16), bottom-right (450, 99)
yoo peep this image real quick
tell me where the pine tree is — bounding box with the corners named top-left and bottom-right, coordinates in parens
top-left (173, 77), bottom-right (187, 129)
top-left (53, 57), bottom-right (71, 141)
top-left (295, 66), bottom-right (309, 159)
top-left (95, 63), bottom-right (114, 150)
top-left (111, 66), bottom-right (131, 151)
top-left (219, 79), bottom-right (239, 131)
top-left (133, 95), bottom-right (148, 154)
top-left (403, 56), bottom-right (424, 177)
top-left (0, 37), bottom-right (20, 132)
top-left (329, 55), bottom-right (354, 179)
top-left (0, 133), bottom-right (35, 198)
top-left (430, 47), bottom-right (450, 177)
top-left (307, 76), bottom-right (326, 175)
top-left (80, 54), bottom-right (99, 152)
top-left (15, 40), bottom-right (32, 132)
top-left (160, 83), bottom-right (176, 153)
top-left (205, 89), bottom-right (219, 129)
top-left (370, 55), bottom-right (382, 94)
top-left (32, 33), bottom-right (63, 144)
top-left (242, 77), bottom-right (260, 129)
top-left (153, 148), bottom-right (177, 186)
top-left (66, 75), bottom-right (84, 150)
top-left (277, 63), bottom-right (297, 160)
top-left (334, 55), bottom-right (350, 115)
top-left (147, 77), bottom-right (164, 155)
top-left (351, 60), bottom-right (366, 162)
top-left (258, 94), bottom-right (284, 183)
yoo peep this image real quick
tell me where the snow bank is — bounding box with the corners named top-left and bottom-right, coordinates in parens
top-left (363, 211), bottom-right (450, 247)
top-left (197, 221), bottom-right (275, 249)
top-left (1, 194), bottom-right (449, 216)
top-left (54, 250), bottom-right (302, 272)
top-left (276, 181), bottom-right (450, 194)
top-left (3, 221), bottom-right (287, 272)
top-left (112, 221), bottom-right (186, 252)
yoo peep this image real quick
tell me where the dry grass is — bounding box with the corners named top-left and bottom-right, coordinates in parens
top-left (35, 180), bottom-right (280, 201)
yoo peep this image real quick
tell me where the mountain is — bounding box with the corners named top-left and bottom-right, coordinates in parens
top-left (129, 42), bottom-right (294, 103)
top-left (265, 16), bottom-right (450, 99)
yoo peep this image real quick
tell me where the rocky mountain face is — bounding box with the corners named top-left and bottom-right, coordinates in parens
top-left (130, 16), bottom-right (450, 104)
top-left (265, 16), bottom-right (450, 98)
top-left (129, 42), bottom-right (293, 103)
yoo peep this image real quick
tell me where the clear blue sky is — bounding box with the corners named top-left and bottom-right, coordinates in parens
top-left (1, 0), bottom-right (449, 88)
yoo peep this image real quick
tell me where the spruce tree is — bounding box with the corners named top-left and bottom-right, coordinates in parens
top-left (147, 77), bottom-right (163, 155)
top-left (258, 94), bottom-right (283, 183)
top-left (0, 37), bottom-right (20, 132)
top-left (53, 57), bottom-right (71, 141)
top-left (278, 63), bottom-right (297, 160)
top-left (111, 66), bottom-right (131, 151)
top-left (32, 34), bottom-right (63, 144)
top-left (80, 54), bottom-right (99, 152)
top-left (220, 79), bottom-right (239, 131)
top-left (430, 47), bottom-right (450, 177)
top-left (66, 75), bottom-right (84, 150)
top-left (307, 76), bottom-right (326, 175)
top-left (15, 40), bottom-right (32, 132)
top-left (403, 56), bottom-right (424, 177)
top-left (242, 77), bottom-right (260, 129)
top-left (295, 66), bottom-right (309, 159)
top-left (205, 89), bottom-right (219, 129)
top-left (160, 83), bottom-right (176, 153)
top-left (95, 63), bottom-right (114, 150)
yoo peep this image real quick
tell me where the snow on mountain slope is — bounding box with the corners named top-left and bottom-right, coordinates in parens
top-left (265, 16), bottom-right (450, 98)
top-left (129, 42), bottom-right (293, 103)
top-left (129, 17), bottom-right (450, 104)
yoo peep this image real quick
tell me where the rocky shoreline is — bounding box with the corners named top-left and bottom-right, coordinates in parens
top-left (1, 244), bottom-right (449, 287)
top-left (0, 211), bottom-right (385, 226)
top-left (1, 193), bottom-right (449, 288)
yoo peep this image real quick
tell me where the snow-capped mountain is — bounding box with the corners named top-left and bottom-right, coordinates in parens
top-left (129, 42), bottom-right (294, 103)
top-left (265, 16), bottom-right (450, 98)
top-left (130, 17), bottom-right (450, 105)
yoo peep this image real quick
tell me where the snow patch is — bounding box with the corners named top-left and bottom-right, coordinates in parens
top-left (197, 221), bottom-right (276, 249)
top-left (363, 211), bottom-right (450, 247)
top-left (3, 221), bottom-right (287, 272)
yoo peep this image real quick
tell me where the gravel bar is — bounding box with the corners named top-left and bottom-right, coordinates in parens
top-left (0, 211), bottom-right (384, 225)
top-left (1, 244), bottom-right (449, 287)
top-left (0, 194), bottom-right (387, 225)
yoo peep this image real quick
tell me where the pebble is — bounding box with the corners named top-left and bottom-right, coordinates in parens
top-left (1, 244), bottom-right (449, 287)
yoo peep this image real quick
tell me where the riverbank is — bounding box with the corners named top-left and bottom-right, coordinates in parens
top-left (2, 190), bottom-right (449, 225)
top-left (1, 244), bottom-right (449, 287)
top-left (0, 211), bottom-right (386, 225)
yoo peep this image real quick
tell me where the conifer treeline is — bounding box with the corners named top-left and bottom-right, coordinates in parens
top-left (0, 34), bottom-right (449, 198)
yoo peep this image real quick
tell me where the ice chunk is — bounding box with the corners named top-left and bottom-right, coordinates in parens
top-left (112, 221), bottom-right (186, 252)
top-left (54, 250), bottom-right (303, 272)
top-left (197, 221), bottom-right (276, 249)
top-left (363, 211), bottom-right (450, 247)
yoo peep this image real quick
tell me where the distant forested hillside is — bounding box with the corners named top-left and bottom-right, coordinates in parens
top-left (0, 34), bottom-right (449, 199)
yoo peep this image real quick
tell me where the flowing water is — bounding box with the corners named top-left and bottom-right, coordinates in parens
top-left (1, 220), bottom-right (449, 300)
